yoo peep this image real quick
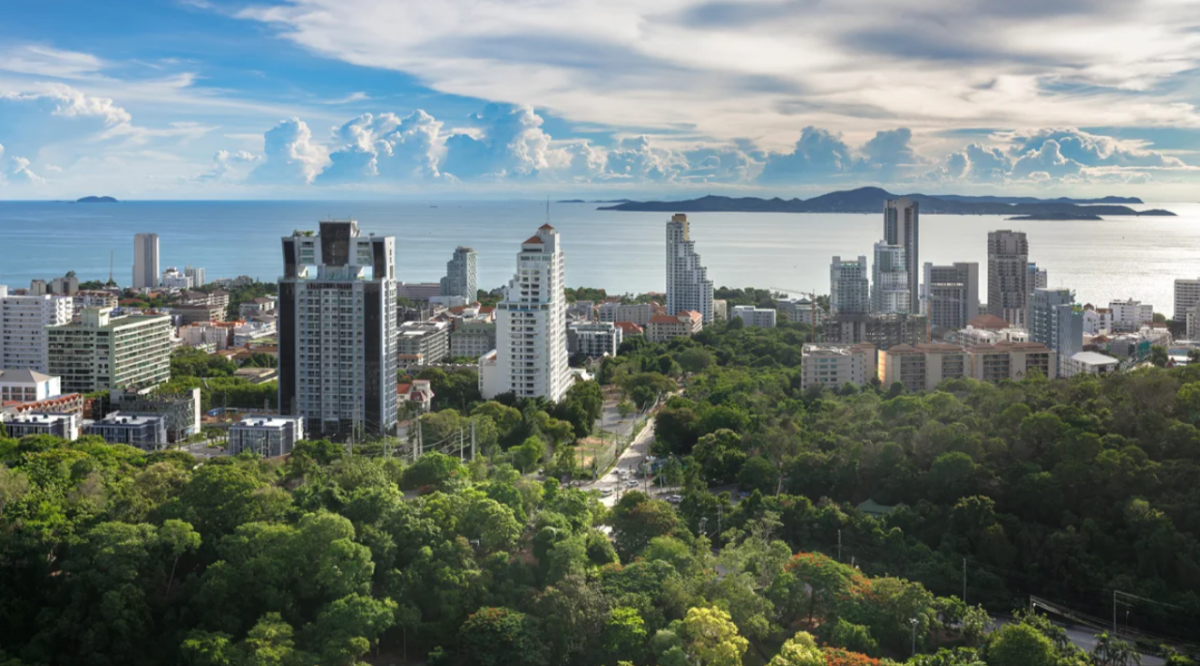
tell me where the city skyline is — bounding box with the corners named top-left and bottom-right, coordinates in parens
top-left (1, 2), bottom-right (1199, 198)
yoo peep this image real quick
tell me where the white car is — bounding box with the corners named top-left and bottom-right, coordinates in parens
top-left (626, 479), bottom-right (640, 488)
top-left (600, 487), bottom-right (614, 497)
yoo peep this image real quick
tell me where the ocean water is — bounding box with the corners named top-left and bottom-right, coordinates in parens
top-left (2, 199), bottom-right (1198, 314)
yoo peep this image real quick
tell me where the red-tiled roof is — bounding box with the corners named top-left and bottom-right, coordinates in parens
top-left (967, 314), bottom-right (1009, 330)
top-left (396, 383), bottom-right (412, 394)
top-left (523, 235), bottom-right (544, 244)
top-left (479, 306), bottom-right (496, 314)
top-left (614, 321), bottom-right (644, 334)
top-left (539, 223), bottom-right (555, 230)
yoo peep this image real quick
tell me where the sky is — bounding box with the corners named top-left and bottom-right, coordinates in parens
top-left (2, 0), bottom-right (1200, 200)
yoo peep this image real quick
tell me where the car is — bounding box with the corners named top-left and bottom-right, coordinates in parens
top-left (600, 487), bottom-right (614, 496)
top-left (666, 494), bottom-right (684, 503)
top-left (625, 479), bottom-right (639, 487)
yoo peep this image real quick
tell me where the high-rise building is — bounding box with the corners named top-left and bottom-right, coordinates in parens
top-left (987, 230), bottom-right (1029, 328)
top-left (830, 256), bottom-right (870, 315)
top-left (480, 224), bottom-right (571, 402)
top-left (0, 286), bottom-right (73, 373)
top-left (161, 267), bottom-right (193, 290)
top-left (1027, 262), bottom-right (1047, 296)
top-left (1174, 278), bottom-right (1200, 323)
top-left (278, 221), bottom-right (399, 438)
top-left (1108, 298), bottom-right (1154, 332)
top-left (440, 246), bottom-right (478, 301)
top-left (185, 265), bottom-right (206, 288)
top-left (825, 313), bottom-right (929, 350)
top-left (665, 214), bottom-right (714, 324)
top-left (884, 198), bottom-right (920, 314)
top-left (872, 242), bottom-right (909, 314)
top-left (1028, 288), bottom-right (1083, 376)
top-left (132, 233), bottom-right (160, 290)
top-left (47, 307), bottom-right (172, 394)
top-left (923, 262), bottom-right (979, 331)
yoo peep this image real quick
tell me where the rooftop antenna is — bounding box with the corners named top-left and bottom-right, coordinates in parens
top-left (545, 196), bottom-right (550, 225)
top-left (108, 251), bottom-right (114, 284)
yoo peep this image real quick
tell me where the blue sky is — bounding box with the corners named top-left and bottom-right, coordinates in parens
top-left (2, 0), bottom-right (1200, 199)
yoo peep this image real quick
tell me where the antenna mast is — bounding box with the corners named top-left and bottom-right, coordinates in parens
top-left (109, 251), bottom-right (114, 284)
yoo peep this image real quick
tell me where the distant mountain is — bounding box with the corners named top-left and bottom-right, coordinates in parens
top-left (558, 198), bottom-right (632, 204)
top-left (76, 196), bottom-right (119, 203)
top-left (1008, 213), bottom-right (1103, 221)
top-left (937, 194), bottom-right (1143, 205)
top-left (599, 187), bottom-right (1173, 217)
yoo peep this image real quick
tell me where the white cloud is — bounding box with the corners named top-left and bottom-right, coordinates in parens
top-left (249, 117), bottom-right (328, 184)
top-left (197, 149), bottom-right (261, 181)
top-left (10, 156), bottom-right (44, 184)
top-left (236, 0), bottom-right (1200, 148)
top-left (440, 104), bottom-right (553, 179)
top-left (318, 110), bottom-right (444, 183)
top-left (0, 45), bottom-right (106, 78)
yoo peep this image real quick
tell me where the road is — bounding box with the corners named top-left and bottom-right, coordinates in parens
top-left (583, 418), bottom-right (659, 507)
top-left (179, 440), bottom-right (229, 460)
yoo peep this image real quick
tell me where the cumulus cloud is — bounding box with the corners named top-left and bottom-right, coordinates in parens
top-left (440, 104), bottom-right (553, 179)
top-left (759, 127), bottom-right (856, 183)
top-left (1009, 127), bottom-right (1185, 169)
top-left (0, 85), bottom-right (130, 158)
top-left (249, 118), bottom-right (328, 184)
top-left (603, 136), bottom-right (690, 182)
top-left (197, 150), bottom-right (260, 181)
top-left (1010, 139), bottom-right (1084, 180)
top-left (10, 157), bottom-right (44, 184)
top-left (318, 110), bottom-right (443, 183)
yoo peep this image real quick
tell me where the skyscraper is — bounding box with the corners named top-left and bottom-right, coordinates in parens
top-left (883, 198), bottom-right (920, 313)
top-left (830, 256), bottom-right (870, 315)
top-left (480, 224), bottom-right (571, 401)
top-left (872, 242), bottom-right (909, 314)
top-left (278, 221), bottom-right (398, 438)
top-left (1027, 262), bottom-right (1047, 296)
top-left (440, 246), bottom-right (478, 301)
top-left (988, 230), bottom-right (1029, 327)
top-left (132, 233), bottom-right (159, 290)
top-left (0, 286), bottom-right (73, 372)
top-left (1028, 288), bottom-right (1082, 376)
top-left (665, 214), bottom-right (714, 323)
top-left (923, 262), bottom-right (980, 331)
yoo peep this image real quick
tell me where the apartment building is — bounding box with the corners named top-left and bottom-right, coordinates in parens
top-left (800, 344), bottom-right (877, 390)
top-left (988, 230), bottom-right (1029, 328)
top-left (880, 343), bottom-right (969, 391)
top-left (0, 369), bottom-right (61, 403)
top-left (665, 214), bottom-right (714, 324)
top-left (923, 262), bottom-right (979, 331)
top-left (597, 302), bottom-right (654, 326)
top-left (440, 246), bottom-right (478, 301)
top-left (884, 198), bottom-right (920, 314)
top-left (1108, 298), bottom-right (1154, 332)
top-left (398, 320), bottom-right (451, 364)
top-left (732, 305), bottom-right (777, 328)
top-left (646, 311), bottom-right (704, 343)
top-left (830, 256), bottom-right (870, 315)
top-left (227, 415), bottom-right (305, 457)
top-left (568, 321), bottom-right (623, 358)
top-left (47, 307), bottom-right (172, 394)
top-left (825, 313), bottom-right (929, 351)
top-left (968, 342), bottom-right (1058, 381)
top-left (0, 286), bottom-right (73, 372)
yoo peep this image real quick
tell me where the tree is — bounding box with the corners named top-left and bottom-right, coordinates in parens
top-left (617, 400), bottom-right (635, 420)
top-left (609, 492), bottom-right (680, 560)
top-left (603, 607), bottom-right (647, 665)
top-left (681, 606), bottom-right (749, 666)
top-left (460, 607), bottom-right (546, 666)
top-left (1091, 633), bottom-right (1141, 666)
top-left (402, 451), bottom-right (463, 491)
top-left (677, 348), bottom-right (715, 374)
top-left (514, 436), bottom-right (547, 473)
top-left (768, 631), bottom-right (824, 666)
top-left (985, 624), bottom-right (1057, 666)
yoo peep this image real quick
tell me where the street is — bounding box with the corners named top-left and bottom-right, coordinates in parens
top-left (582, 418), bottom-right (659, 507)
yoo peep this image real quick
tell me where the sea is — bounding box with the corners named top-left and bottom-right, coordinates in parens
top-left (2, 199), bottom-right (1198, 313)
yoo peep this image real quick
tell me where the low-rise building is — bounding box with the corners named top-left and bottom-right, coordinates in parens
top-left (398, 320), bottom-right (450, 364)
top-left (397, 379), bottom-right (435, 413)
top-left (180, 322), bottom-right (231, 350)
top-left (800, 344), bottom-right (877, 390)
top-left (568, 322), bottom-right (623, 358)
top-left (232, 320), bottom-right (276, 347)
top-left (880, 343), bottom-right (969, 391)
top-left (597, 302), bottom-right (653, 326)
top-left (1082, 305), bottom-right (1114, 335)
top-left (173, 303), bottom-right (225, 325)
top-left (944, 325), bottom-right (1028, 346)
top-left (777, 299), bottom-right (819, 326)
top-left (227, 415), bottom-right (305, 457)
top-left (73, 290), bottom-right (119, 316)
top-left (238, 297), bottom-right (277, 319)
top-left (1067, 351), bottom-right (1121, 376)
top-left (2, 412), bottom-right (80, 440)
top-left (732, 305), bottom-right (777, 328)
top-left (613, 321), bottom-right (644, 339)
top-left (646, 311), bottom-right (703, 343)
top-left (83, 412), bottom-right (168, 449)
top-left (713, 299), bottom-right (728, 322)
top-left (161, 267), bottom-right (193, 290)
top-left (0, 369), bottom-right (61, 403)
top-left (1109, 298), bottom-right (1154, 332)
top-left (967, 342), bottom-right (1058, 382)
top-left (397, 282), bottom-right (442, 301)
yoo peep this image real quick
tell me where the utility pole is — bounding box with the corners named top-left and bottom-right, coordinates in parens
top-left (838, 529), bottom-right (842, 561)
top-left (459, 425), bottom-right (464, 462)
top-left (471, 419), bottom-right (476, 460)
top-left (963, 558), bottom-right (967, 603)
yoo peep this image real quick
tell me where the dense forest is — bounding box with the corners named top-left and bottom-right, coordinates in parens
top-left (1, 320), bottom-right (1198, 665)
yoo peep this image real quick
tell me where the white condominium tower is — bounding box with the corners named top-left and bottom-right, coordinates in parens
top-left (872, 242), bottom-right (910, 314)
top-left (883, 198), bottom-right (920, 314)
top-left (0, 286), bottom-right (72, 373)
top-left (132, 233), bottom-right (160, 290)
top-left (665, 214), bottom-right (714, 323)
top-left (830, 256), bottom-right (870, 315)
top-left (988, 230), bottom-right (1030, 327)
top-left (483, 224), bottom-right (571, 402)
top-left (278, 221), bottom-right (399, 438)
top-left (47, 307), bottom-right (172, 394)
top-left (440, 246), bottom-right (478, 301)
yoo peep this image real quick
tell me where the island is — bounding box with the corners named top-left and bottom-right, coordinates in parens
top-left (76, 196), bottom-right (119, 203)
top-left (1007, 213), bottom-right (1103, 221)
top-left (599, 186), bottom-right (1175, 217)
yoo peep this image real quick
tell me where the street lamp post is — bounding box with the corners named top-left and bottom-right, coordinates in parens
top-left (910, 618), bottom-right (918, 656)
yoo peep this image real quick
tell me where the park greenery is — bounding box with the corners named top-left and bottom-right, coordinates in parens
top-left (1, 312), bottom-right (1199, 664)
top-left (159, 347), bottom-right (278, 411)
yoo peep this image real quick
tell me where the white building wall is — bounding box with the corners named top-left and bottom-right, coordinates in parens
top-left (665, 215), bottom-right (714, 323)
top-left (0, 286), bottom-right (73, 373)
